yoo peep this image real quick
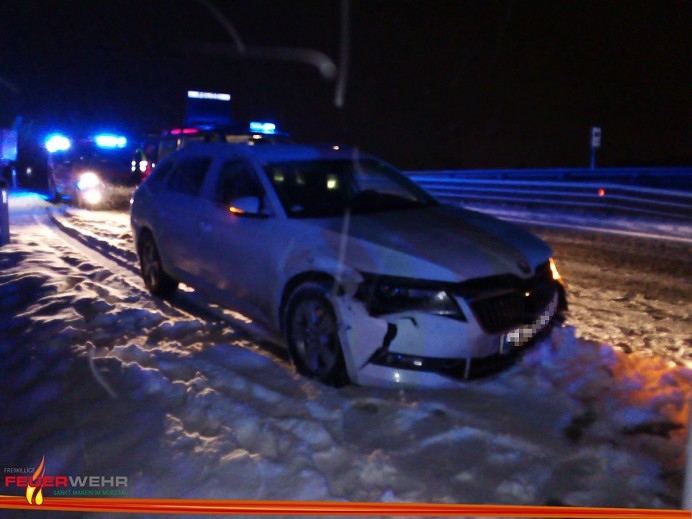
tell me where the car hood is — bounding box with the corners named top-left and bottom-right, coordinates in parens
top-left (305, 204), bottom-right (553, 282)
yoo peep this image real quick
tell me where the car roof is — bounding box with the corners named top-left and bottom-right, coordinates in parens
top-left (178, 143), bottom-right (371, 164)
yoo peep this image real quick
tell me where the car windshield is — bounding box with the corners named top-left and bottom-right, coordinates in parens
top-left (59, 142), bottom-right (133, 167)
top-left (264, 158), bottom-right (438, 218)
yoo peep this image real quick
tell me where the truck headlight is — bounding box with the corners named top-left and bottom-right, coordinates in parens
top-left (77, 172), bottom-right (101, 190)
top-left (81, 189), bottom-right (103, 205)
top-left (357, 274), bottom-right (465, 319)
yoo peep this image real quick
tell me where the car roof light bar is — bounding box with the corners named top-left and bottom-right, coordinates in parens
top-left (94, 134), bottom-right (127, 148)
top-left (249, 122), bottom-right (276, 134)
top-left (169, 128), bottom-right (200, 135)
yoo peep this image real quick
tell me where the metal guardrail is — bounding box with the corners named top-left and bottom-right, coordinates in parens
top-left (407, 174), bottom-right (692, 220)
top-left (408, 167), bottom-right (692, 190)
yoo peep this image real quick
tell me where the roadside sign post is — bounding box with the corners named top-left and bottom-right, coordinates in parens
top-left (0, 178), bottom-right (9, 246)
top-left (1, 129), bottom-right (19, 190)
top-left (590, 126), bottom-right (601, 170)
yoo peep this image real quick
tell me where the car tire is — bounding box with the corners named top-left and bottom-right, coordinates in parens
top-left (284, 282), bottom-right (350, 387)
top-left (139, 231), bottom-right (178, 298)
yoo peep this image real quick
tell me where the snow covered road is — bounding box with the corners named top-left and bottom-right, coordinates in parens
top-left (459, 203), bottom-right (692, 368)
top-left (1, 193), bottom-right (690, 512)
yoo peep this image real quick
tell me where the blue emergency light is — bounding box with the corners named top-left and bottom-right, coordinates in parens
top-left (95, 134), bottom-right (127, 148)
top-left (249, 122), bottom-right (276, 134)
top-left (45, 134), bottom-right (72, 153)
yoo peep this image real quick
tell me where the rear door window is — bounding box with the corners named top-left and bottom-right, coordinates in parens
top-left (213, 160), bottom-right (265, 205)
top-left (157, 136), bottom-right (179, 162)
top-left (144, 160), bottom-right (175, 193)
top-left (166, 157), bottom-right (212, 196)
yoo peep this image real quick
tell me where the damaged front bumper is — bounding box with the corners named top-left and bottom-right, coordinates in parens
top-left (334, 277), bottom-right (566, 388)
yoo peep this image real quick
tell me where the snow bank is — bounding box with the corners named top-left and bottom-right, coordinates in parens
top-left (1, 193), bottom-right (689, 511)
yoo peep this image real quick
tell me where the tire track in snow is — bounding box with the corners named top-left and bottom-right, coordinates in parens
top-left (46, 209), bottom-right (141, 281)
top-left (47, 207), bottom-right (286, 347)
top-left (41, 208), bottom-right (318, 455)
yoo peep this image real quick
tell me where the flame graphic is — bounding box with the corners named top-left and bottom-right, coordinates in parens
top-left (26, 456), bottom-right (45, 506)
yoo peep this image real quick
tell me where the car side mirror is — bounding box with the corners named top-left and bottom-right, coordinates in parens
top-left (228, 196), bottom-right (269, 218)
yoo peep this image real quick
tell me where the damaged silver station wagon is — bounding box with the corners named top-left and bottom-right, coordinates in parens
top-left (130, 144), bottom-right (567, 387)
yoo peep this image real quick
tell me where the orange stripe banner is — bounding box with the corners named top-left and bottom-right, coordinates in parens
top-left (0, 496), bottom-right (689, 517)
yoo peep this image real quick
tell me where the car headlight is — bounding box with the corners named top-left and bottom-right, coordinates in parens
top-left (357, 274), bottom-right (465, 320)
top-left (549, 258), bottom-right (561, 281)
top-left (77, 172), bottom-right (101, 190)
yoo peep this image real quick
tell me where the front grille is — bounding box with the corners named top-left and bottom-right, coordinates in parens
top-left (470, 291), bottom-right (525, 333)
top-left (458, 261), bottom-right (557, 333)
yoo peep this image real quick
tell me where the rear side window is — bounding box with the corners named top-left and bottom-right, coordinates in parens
top-left (158, 136), bottom-right (179, 162)
top-left (184, 132), bottom-right (222, 146)
top-left (166, 157), bottom-right (212, 196)
top-left (144, 161), bottom-right (175, 193)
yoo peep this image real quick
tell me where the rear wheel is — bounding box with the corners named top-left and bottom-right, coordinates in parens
top-left (139, 231), bottom-right (178, 297)
top-left (284, 282), bottom-right (349, 387)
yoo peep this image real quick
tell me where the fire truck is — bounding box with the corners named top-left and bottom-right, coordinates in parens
top-left (46, 132), bottom-right (138, 207)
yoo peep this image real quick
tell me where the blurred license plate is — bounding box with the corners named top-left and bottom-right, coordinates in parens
top-left (499, 291), bottom-right (559, 354)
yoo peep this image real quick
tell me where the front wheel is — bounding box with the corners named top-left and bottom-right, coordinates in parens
top-left (139, 231), bottom-right (178, 297)
top-left (284, 282), bottom-right (349, 387)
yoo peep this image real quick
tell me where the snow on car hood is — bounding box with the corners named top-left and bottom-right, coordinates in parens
top-left (306, 204), bottom-right (553, 282)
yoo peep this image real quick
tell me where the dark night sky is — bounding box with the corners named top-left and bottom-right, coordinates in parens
top-left (0, 0), bottom-right (690, 169)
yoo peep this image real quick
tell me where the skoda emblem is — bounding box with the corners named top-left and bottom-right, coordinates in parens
top-left (517, 259), bottom-right (530, 274)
